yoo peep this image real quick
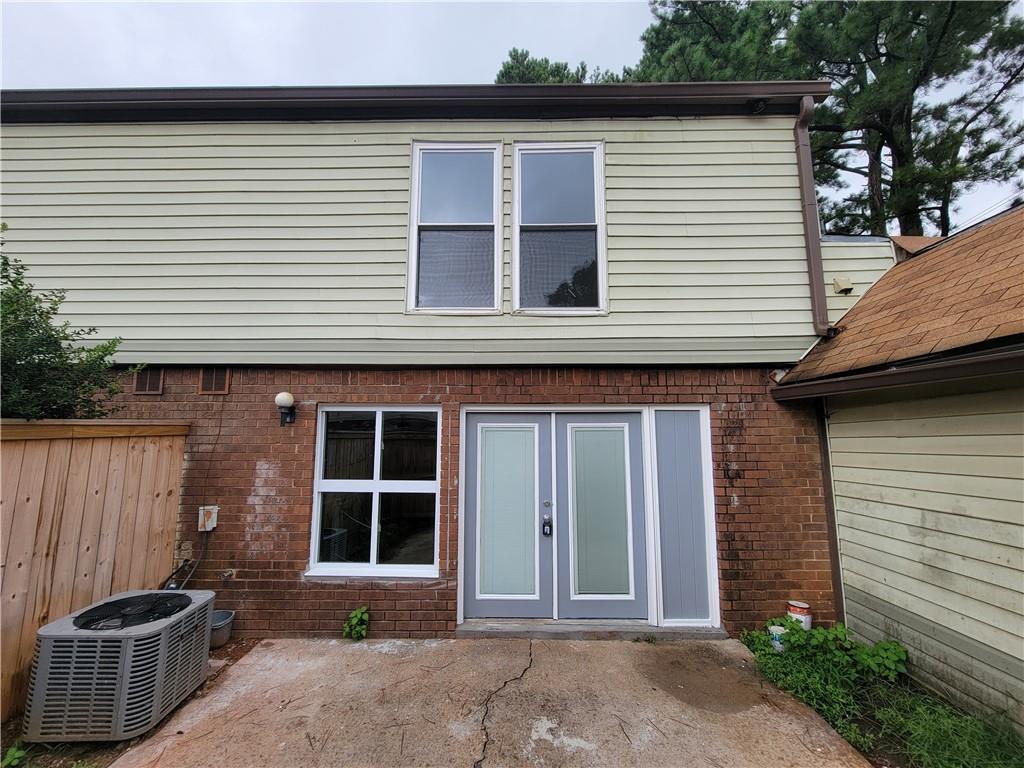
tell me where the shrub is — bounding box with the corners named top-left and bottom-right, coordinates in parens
top-left (1, 227), bottom-right (126, 419)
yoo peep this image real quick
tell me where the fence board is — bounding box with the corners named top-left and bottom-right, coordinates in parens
top-left (0, 421), bottom-right (187, 720)
top-left (110, 436), bottom-right (146, 595)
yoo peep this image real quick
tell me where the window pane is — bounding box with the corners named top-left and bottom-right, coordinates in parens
top-left (378, 493), bottom-right (436, 565)
top-left (520, 151), bottom-right (596, 225)
top-left (519, 229), bottom-right (598, 308)
top-left (381, 411), bottom-right (438, 481)
top-left (572, 428), bottom-right (630, 595)
top-left (419, 151), bottom-right (494, 224)
top-left (319, 492), bottom-right (372, 563)
top-left (416, 230), bottom-right (495, 308)
top-left (323, 412), bottom-right (376, 479)
top-left (479, 427), bottom-right (536, 595)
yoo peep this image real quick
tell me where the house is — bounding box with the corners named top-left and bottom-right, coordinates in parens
top-left (0, 83), bottom-right (896, 639)
top-left (774, 206), bottom-right (1024, 728)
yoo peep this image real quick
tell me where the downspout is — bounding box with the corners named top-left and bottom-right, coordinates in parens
top-left (817, 398), bottom-right (846, 624)
top-left (794, 95), bottom-right (830, 337)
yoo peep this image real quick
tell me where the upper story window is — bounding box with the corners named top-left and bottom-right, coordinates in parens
top-left (513, 143), bottom-right (607, 313)
top-left (408, 143), bottom-right (501, 313)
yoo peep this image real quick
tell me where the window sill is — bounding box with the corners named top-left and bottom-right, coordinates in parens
top-left (511, 308), bottom-right (609, 317)
top-left (304, 564), bottom-right (440, 580)
top-left (405, 307), bottom-right (503, 316)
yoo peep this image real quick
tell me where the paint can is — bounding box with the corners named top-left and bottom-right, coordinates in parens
top-left (768, 625), bottom-right (788, 652)
top-left (787, 600), bottom-right (812, 630)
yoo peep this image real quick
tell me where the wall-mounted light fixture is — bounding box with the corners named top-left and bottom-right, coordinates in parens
top-left (275, 391), bottom-right (296, 426)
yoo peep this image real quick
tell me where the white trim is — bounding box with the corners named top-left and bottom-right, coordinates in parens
top-left (511, 142), bottom-right (608, 315)
top-left (407, 142), bottom-right (502, 315)
top-left (565, 423), bottom-right (636, 601)
top-left (549, 412), bottom-right (558, 620)
top-left (641, 407), bottom-right (660, 626)
top-left (307, 404), bottom-right (442, 579)
top-left (456, 408), bottom-right (467, 624)
top-left (698, 405), bottom-right (722, 630)
top-left (473, 423), bottom-right (541, 601)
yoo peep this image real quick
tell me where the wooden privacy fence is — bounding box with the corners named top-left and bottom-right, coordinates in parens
top-left (0, 420), bottom-right (189, 720)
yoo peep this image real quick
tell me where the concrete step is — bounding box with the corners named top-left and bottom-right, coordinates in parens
top-left (456, 618), bottom-right (730, 641)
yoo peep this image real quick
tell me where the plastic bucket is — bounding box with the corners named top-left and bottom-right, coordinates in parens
top-left (768, 625), bottom-right (788, 652)
top-left (787, 600), bottom-right (812, 630)
top-left (210, 609), bottom-right (235, 649)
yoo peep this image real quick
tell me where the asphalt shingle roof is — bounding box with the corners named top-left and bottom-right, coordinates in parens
top-left (784, 206), bottom-right (1024, 384)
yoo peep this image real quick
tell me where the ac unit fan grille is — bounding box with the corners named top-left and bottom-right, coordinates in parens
top-left (37, 638), bottom-right (123, 738)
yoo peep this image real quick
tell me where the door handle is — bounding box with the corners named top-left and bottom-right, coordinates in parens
top-left (542, 514), bottom-right (553, 537)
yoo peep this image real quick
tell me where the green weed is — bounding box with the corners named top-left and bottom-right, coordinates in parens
top-left (342, 605), bottom-right (370, 641)
top-left (743, 618), bottom-right (1024, 768)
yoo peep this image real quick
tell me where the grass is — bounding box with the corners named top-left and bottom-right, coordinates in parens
top-left (743, 618), bottom-right (1024, 768)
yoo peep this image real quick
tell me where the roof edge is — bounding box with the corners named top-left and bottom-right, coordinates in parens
top-left (772, 341), bottom-right (1024, 401)
top-left (1, 81), bottom-right (831, 124)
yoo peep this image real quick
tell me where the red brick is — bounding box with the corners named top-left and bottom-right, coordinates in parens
top-left (117, 364), bottom-right (837, 638)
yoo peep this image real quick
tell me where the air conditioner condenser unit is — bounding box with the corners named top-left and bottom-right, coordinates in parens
top-left (23, 589), bottom-right (215, 742)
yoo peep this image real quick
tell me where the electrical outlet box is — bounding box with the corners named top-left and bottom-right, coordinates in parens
top-left (198, 505), bottom-right (219, 531)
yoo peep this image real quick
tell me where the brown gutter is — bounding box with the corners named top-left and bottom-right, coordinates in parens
top-left (1, 81), bottom-right (831, 123)
top-left (794, 95), bottom-right (830, 337)
top-left (772, 344), bottom-right (1024, 401)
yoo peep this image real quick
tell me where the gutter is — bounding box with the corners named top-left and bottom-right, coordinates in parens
top-left (793, 95), bottom-right (830, 337)
top-left (772, 344), bottom-right (1024, 401)
top-left (1, 81), bottom-right (831, 123)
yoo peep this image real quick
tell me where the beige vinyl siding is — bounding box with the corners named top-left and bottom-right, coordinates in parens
top-left (820, 239), bottom-right (895, 324)
top-left (3, 117), bottom-right (888, 365)
top-left (828, 386), bottom-right (1024, 728)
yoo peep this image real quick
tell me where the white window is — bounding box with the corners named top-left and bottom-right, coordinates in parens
top-left (308, 406), bottom-right (441, 578)
top-left (513, 142), bottom-right (607, 314)
top-left (408, 143), bottom-right (502, 313)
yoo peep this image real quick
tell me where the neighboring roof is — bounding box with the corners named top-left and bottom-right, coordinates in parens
top-left (891, 235), bottom-right (943, 260)
top-left (781, 205), bottom-right (1024, 387)
top-left (0, 81), bottom-right (831, 124)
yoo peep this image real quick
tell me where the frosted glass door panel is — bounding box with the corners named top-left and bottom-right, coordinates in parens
top-left (479, 427), bottom-right (537, 596)
top-left (571, 428), bottom-right (631, 595)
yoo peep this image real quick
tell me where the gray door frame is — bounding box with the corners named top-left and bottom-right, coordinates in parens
top-left (457, 405), bottom-right (721, 628)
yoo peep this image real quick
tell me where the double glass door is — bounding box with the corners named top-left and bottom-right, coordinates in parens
top-left (463, 412), bottom-right (647, 619)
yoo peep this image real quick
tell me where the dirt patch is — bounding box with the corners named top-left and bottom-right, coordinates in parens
top-left (638, 641), bottom-right (766, 714)
top-left (0, 637), bottom-right (260, 768)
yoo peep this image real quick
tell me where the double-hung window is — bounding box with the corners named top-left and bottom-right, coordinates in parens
top-left (309, 406), bottom-right (441, 578)
top-left (513, 143), bottom-right (606, 313)
top-left (408, 143), bottom-right (502, 312)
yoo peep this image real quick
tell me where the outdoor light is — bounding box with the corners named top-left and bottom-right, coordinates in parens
top-left (275, 391), bottom-right (296, 426)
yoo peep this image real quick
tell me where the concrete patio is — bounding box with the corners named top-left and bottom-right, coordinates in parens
top-left (112, 638), bottom-right (869, 768)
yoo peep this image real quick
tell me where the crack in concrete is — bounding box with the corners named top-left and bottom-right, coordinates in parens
top-left (473, 640), bottom-right (534, 768)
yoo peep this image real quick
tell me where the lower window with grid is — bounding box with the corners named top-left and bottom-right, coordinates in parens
top-left (309, 407), bottom-right (440, 578)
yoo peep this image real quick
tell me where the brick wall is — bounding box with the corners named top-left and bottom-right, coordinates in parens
top-left (116, 366), bottom-right (836, 638)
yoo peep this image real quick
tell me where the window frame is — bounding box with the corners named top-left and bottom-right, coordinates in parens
top-left (407, 142), bottom-right (503, 315)
top-left (134, 367), bottom-right (164, 395)
top-left (512, 141), bottom-right (608, 315)
top-left (307, 404), bottom-right (442, 579)
top-left (198, 366), bottom-right (231, 395)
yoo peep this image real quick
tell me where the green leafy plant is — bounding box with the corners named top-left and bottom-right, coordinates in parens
top-left (342, 605), bottom-right (369, 641)
top-left (743, 618), bottom-right (1024, 765)
top-left (1, 225), bottom-right (128, 419)
top-left (1, 743), bottom-right (28, 768)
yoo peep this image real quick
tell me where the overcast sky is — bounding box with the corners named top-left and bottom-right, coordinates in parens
top-left (2, 1), bottom-right (1018, 233)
